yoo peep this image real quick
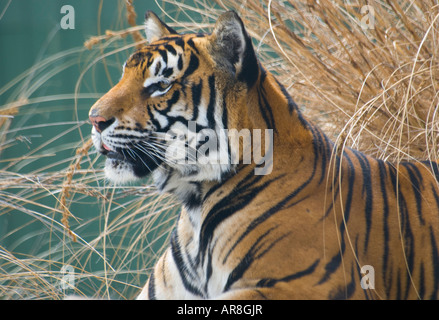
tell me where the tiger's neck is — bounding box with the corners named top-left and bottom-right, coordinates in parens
top-left (235, 67), bottom-right (314, 148)
top-left (152, 67), bottom-right (322, 220)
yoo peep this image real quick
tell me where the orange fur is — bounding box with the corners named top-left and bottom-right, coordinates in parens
top-left (90, 11), bottom-right (439, 300)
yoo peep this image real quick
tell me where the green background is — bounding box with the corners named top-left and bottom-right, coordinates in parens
top-left (0, 0), bottom-right (182, 299)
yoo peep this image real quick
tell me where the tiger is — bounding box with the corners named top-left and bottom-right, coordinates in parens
top-left (88, 10), bottom-right (439, 299)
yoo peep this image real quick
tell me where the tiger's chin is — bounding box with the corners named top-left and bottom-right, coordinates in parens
top-left (104, 158), bottom-right (140, 184)
top-left (103, 154), bottom-right (162, 185)
top-left (102, 148), bottom-right (232, 188)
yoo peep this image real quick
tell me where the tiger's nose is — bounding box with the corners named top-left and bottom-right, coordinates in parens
top-left (89, 115), bottom-right (115, 133)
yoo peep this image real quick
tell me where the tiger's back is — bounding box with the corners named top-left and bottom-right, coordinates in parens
top-left (142, 118), bottom-right (439, 300)
top-left (89, 11), bottom-right (439, 299)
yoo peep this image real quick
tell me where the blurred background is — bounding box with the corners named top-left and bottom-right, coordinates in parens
top-left (0, 0), bottom-right (181, 299)
top-left (1, 0), bottom-right (438, 299)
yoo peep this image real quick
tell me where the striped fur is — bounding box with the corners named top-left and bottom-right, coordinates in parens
top-left (89, 11), bottom-right (439, 299)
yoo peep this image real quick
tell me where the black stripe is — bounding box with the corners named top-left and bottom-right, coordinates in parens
top-left (177, 54), bottom-right (183, 70)
top-left (223, 131), bottom-right (323, 263)
top-left (127, 51), bottom-right (149, 68)
top-left (110, 132), bottom-right (148, 140)
top-left (341, 153), bottom-right (356, 230)
top-left (204, 240), bottom-right (214, 295)
top-left (256, 70), bottom-right (277, 132)
top-left (162, 116), bottom-right (206, 134)
top-left (173, 37), bottom-right (185, 51)
top-left (274, 77), bottom-right (299, 116)
top-left (187, 38), bottom-right (199, 54)
top-left (431, 183), bottom-right (439, 210)
top-left (206, 75), bottom-right (216, 130)
top-left (190, 80), bottom-right (202, 121)
top-left (309, 125), bottom-right (332, 184)
top-left (148, 272), bottom-right (156, 300)
top-left (150, 91), bottom-right (181, 131)
top-left (401, 205), bottom-right (415, 299)
top-left (182, 234), bottom-right (200, 282)
top-left (156, 36), bottom-right (180, 42)
top-left (164, 44), bottom-right (177, 56)
top-left (170, 230), bottom-right (204, 297)
top-left (203, 168), bottom-right (232, 202)
top-left (427, 160), bottom-right (439, 181)
top-left (183, 52), bottom-right (199, 79)
top-left (158, 49), bottom-right (168, 64)
top-left (146, 55), bottom-right (154, 69)
top-left (165, 90), bottom-right (180, 112)
top-left (257, 259), bottom-right (320, 288)
top-left (320, 149), bottom-right (342, 221)
top-left (157, 172), bottom-right (172, 191)
top-left (401, 162), bottom-right (425, 225)
top-left (220, 96), bottom-right (230, 175)
top-left (259, 89), bottom-right (276, 131)
top-left (199, 171), bottom-right (281, 265)
top-left (318, 241), bottom-right (345, 285)
top-left (236, 33), bottom-right (259, 88)
top-left (352, 150), bottom-right (373, 253)
top-left (223, 227), bottom-right (287, 292)
top-left (318, 152), bottom-right (356, 285)
top-left (184, 191), bottom-right (202, 211)
top-left (222, 173), bottom-right (311, 264)
top-left (162, 67), bottom-right (173, 78)
top-left (388, 162), bottom-right (415, 299)
top-left (429, 226), bottom-right (439, 299)
top-left (221, 95), bottom-right (228, 136)
top-left (328, 264), bottom-right (356, 300)
top-left (154, 60), bottom-right (162, 76)
top-left (377, 160), bottom-right (391, 297)
top-left (146, 104), bottom-right (162, 130)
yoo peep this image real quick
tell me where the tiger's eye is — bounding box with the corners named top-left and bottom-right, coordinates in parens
top-left (142, 81), bottom-right (172, 98)
top-left (157, 81), bottom-right (170, 90)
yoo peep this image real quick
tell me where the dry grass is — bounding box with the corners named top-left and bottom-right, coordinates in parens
top-left (0, 1), bottom-right (177, 299)
top-left (1, 0), bottom-right (438, 299)
top-left (205, 0), bottom-right (439, 162)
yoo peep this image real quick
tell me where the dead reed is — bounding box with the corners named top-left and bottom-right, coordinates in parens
top-left (1, 0), bottom-right (438, 299)
top-left (204, 0), bottom-right (439, 162)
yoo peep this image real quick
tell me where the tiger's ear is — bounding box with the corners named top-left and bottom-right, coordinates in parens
top-left (210, 11), bottom-right (258, 85)
top-left (144, 11), bottom-right (178, 43)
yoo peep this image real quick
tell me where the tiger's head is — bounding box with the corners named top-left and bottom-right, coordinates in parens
top-left (89, 11), bottom-right (262, 187)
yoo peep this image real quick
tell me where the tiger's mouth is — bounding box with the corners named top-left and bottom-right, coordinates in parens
top-left (98, 140), bottom-right (164, 180)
